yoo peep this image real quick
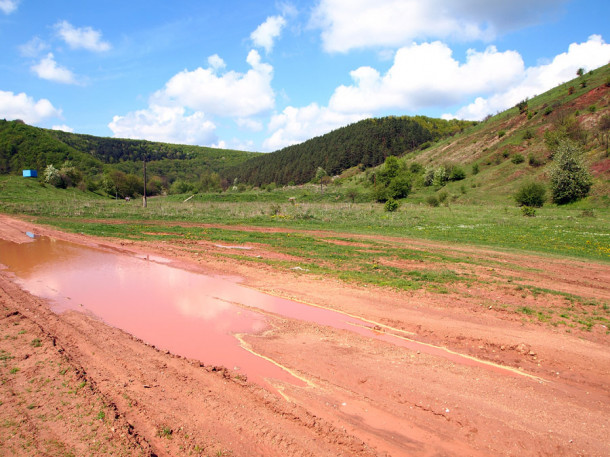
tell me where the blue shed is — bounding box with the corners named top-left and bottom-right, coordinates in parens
top-left (22, 169), bottom-right (38, 178)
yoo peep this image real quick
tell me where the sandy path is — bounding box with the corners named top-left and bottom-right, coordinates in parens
top-left (0, 214), bottom-right (609, 456)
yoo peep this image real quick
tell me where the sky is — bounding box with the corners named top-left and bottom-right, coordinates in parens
top-left (1, 0), bottom-right (609, 152)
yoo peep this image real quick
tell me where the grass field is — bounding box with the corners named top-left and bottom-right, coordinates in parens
top-left (1, 175), bottom-right (609, 332)
top-left (1, 176), bottom-right (609, 261)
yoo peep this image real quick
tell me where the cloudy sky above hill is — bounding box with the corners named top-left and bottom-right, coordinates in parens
top-left (1, 0), bottom-right (609, 151)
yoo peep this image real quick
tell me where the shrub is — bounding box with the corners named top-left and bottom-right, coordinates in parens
top-left (387, 175), bottom-right (412, 199)
top-left (523, 129), bottom-right (534, 140)
top-left (550, 140), bottom-right (592, 204)
top-left (426, 195), bottom-right (439, 207)
top-left (432, 166), bottom-right (448, 187)
top-left (44, 164), bottom-right (63, 188)
top-left (384, 198), bottom-right (400, 212)
top-left (521, 206), bottom-right (536, 217)
top-left (169, 179), bottom-right (196, 195)
top-left (511, 154), bottom-right (525, 164)
top-left (423, 168), bottom-right (435, 186)
top-left (514, 182), bottom-right (546, 207)
top-left (528, 154), bottom-right (543, 167)
top-left (409, 162), bottom-right (424, 174)
top-left (498, 130), bottom-right (506, 138)
top-left (437, 190), bottom-right (448, 203)
top-left (448, 166), bottom-right (466, 181)
top-left (471, 163), bottom-right (479, 175)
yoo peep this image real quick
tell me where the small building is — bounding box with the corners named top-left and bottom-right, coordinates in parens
top-left (22, 169), bottom-right (38, 178)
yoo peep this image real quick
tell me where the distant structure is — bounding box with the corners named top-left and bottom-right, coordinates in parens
top-left (22, 169), bottom-right (37, 178)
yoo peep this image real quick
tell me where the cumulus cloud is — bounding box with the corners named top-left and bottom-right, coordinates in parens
top-left (108, 104), bottom-right (217, 145)
top-left (207, 54), bottom-right (226, 71)
top-left (251, 15), bottom-right (286, 53)
top-left (311, 0), bottom-right (567, 52)
top-left (19, 37), bottom-right (49, 57)
top-left (449, 35), bottom-right (610, 120)
top-left (109, 51), bottom-right (276, 145)
top-left (0, 0), bottom-right (19, 14)
top-left (263, 103), bottom-right (369, 150)
top-left (0, 90), bottom-right (62, 123)
top-left (55, 20), bottom-right (111, 52)
top-left (154, 50), bottom-right (274, 118)
top-left (52, 124), bottom-right (74, 133)
top-left (329, 41), bottom-right (524, 113)
top-left (31, 53), bottom-right (78, 85)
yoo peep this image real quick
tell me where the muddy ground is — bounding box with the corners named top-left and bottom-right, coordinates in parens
top-left (0, 214), bottom-right (608, 456)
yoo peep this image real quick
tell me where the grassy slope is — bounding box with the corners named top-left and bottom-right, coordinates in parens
top-left (406, 63), bottom-right (610, 206)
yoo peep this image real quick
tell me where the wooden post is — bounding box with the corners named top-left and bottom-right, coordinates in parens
top-left (143, 156), bottom-right (147, 208)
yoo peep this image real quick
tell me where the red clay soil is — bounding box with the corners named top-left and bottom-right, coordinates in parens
top-left (0, 214), bottom-right (609, 457)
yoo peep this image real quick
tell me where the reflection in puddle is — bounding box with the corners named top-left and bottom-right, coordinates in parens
top-left (0, 236), bottom-right (296, 386)
top-left (0, 234), bottom-right (536, 387)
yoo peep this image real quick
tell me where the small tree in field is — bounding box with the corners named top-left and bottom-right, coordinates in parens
top-left (315, 167), bottom-right (328, 192)
top-left (550, 140), bottom-right (592, 204)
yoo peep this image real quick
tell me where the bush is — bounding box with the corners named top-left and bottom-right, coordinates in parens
top-left (426, 195), bottom-right (439, 207)
top-left (384, 198), bottom-right (400, 212)
top-left (387, 175), bottom-right (412, 199)
top-left (448, 166), bottom-right (466, 181)
top-left (550, 140), bottom-right (592, 204)
top-left (169, 179), bottom-right (196, 195)
top-left (523, 129), bottom-right (535, 140)
top-left (433, 166), bottom-right (448, 187)
top-left (423, 168), bottom-right (435, 186)
top-left (521, 206), bottom-right (536, 217)
top-left (514, 182), bottom-right (546, 207)
top-left (471, 163), bottom-right (479, 175)
top-left (498, 130), bottom-right (506, 138)
top-left (528, 154), bottom-right (543, 167)
top-left (437, 191), bottom-right (448, 203)
top-left (511, 154), bottom-right (525, 164)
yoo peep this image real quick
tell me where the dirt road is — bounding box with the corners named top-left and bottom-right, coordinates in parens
top-left (1, 214), bottom-right (608, 456)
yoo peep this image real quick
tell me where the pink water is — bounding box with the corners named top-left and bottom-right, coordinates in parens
top-left (0, 235), bottom-right (524, 387)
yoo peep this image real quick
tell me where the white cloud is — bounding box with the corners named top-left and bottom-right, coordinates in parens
top-left (207, 54), bottom-right (226, 71)
top-left (450, 35), bottom-right (610, 120)
top-left (52, 124), bottom-right (74, 133)
top-left (109, 51), bottom-right (275, 146)
top-left (108, 104), bottom-right (217, 145)
top-left (0, 0), bottom-right (19, 14)
top-left (155, 50), bottom-right (274, 118)
top-left (263, 103), bottom-right (369, 150)
top-left (310, 0), bottom-right (567, 53)
top-left (251, 15), bottom-right (286, 53)
top-left (236, 117), bottom-right (263, 131)
top-left (0, 90), bottom-right (62, 123)
top-left (55, 20), bottom-right (111, 52)
top-left (329, 41), bottom-right (524, 113)
top-left (31, 53), bottom-right (78, 85)
top-left (19, 37), bottom-right (49, 57)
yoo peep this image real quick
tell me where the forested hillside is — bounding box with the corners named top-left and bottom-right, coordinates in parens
top-left (0, 120), bottom-right (103, 176)
top-left (226, 116), bottom-right (476, 186)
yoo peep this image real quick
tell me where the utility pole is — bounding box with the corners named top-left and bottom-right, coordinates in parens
top-left (143, 155), bottom-right (147, 208)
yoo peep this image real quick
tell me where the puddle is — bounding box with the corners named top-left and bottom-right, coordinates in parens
top-left (0, 235), bottom-right (541, 388)
top-left (0, 236), bottom-right (297, 387)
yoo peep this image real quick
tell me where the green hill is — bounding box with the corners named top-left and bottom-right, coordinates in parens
top-left (226, 116), bottom-right (476, 186)
top-left (0, 121), bottom-right (260, 187)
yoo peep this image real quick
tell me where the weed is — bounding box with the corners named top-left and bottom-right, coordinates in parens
top-left (158, 426), bottom-right (173, 438)
top-left (30, 338), bottom-right (42, 348)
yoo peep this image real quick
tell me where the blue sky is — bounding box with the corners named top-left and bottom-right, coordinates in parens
top-left (1, 0), bottom-right (609, 152)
